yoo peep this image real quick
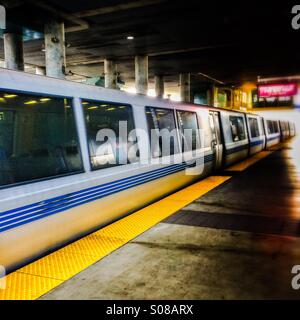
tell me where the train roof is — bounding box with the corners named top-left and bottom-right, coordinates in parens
top-left (0, 68), bottom-right (288, 121)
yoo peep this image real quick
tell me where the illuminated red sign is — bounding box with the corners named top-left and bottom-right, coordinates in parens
top-left (258, 83), bottom-right (298, 98)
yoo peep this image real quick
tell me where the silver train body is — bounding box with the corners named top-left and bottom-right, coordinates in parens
top-left (0, 70), bottom-right (295, 272)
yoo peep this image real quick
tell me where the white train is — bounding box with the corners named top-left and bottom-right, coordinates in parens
top-left (0, 69), bottom-right (296, 272)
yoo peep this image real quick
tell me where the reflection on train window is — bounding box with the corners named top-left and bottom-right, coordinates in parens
top-left (83, 100), bottom-right (138, 169)
top-left (0, 92), bottom-right (83, 187)
top-left (248, 117), bottom-right (260, 138)
top-left (267, 120), bottom-right (274, 134)
top-left (267, 120), bottom-right (279, 134)
top-left (229, 116), bottom-right (246, 142)
top-left (176, 110), bottom-right (199, 151)
top-left (146, 107), bottom-right (179, 157)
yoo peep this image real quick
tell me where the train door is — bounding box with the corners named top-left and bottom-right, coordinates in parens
top-left (209, 111), bottom-right (223, 170)
top-left (260, 117), bottom-right (267, 149)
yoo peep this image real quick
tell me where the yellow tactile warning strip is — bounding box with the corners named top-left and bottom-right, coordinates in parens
top-left (226, 142), bottom-right (287, 172)
top-left (0, 175), bottom-right (231, 300)
top-left (226, 151), bottom-right (273, 171)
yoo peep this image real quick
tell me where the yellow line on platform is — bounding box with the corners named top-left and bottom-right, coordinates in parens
top-left (0, 176), bottom-right (231, 300)
top-left (226, 151), bottom-right (273, 171)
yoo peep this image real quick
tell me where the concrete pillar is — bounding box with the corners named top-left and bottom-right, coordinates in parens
top-left (4, 33), bottom-right (24, 71)
top-left (35, 66), bottom-right (46, 75)
top-left (207, 84), bottom-right (215, 106)
top-left (155, 75), bottom-right (164, 98)
top-left (44, 20), bottom-right (66, 79)
top-left (104, 59), bottom-right (117, 89)
top-left (179, 73), bottom-right (191, 103)
top-left (135, 55), bottom-right (148, 95)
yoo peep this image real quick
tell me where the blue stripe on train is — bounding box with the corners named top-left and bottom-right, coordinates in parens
top-left (250, 140), bottom-right (264, 147)
top-left (267, 135), bottom-right (280, 141)
top-left (225, 144), bottom-right (248, 155)
top-left (0, 154), bottom-right (214, 233)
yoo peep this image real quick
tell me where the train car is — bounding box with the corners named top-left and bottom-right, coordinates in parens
top-left (0, 69), bottom-right (293, 272)
top-left (219, 109), bottom-right (249, 166)
top-left (245, 113), bottom-right (266, 156)
top-left (0, 69), bottom-right (215, 272)
top-left (264, 119), bottom-right (281, 148)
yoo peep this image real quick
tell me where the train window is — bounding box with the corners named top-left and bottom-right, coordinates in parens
top-left (82, 100), bottom-right (138, 169)
top-left (0, 91), bottom-right (83, 187)
top-left (176, 110), bottom-right (199, 151)
top-left (229, 116), bottom-right (246, 141)
top-left (248, 117), bottom-right (260, 138)
top-left (145, 107), bottom-right (179, 157)
top-left (267, 120), bottom-right (274, 134)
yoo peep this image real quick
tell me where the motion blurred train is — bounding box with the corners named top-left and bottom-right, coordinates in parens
top-left (0, 69), bottom-right (296, 272)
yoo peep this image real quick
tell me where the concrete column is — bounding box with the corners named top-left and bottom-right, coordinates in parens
top-left (35, 66), bottom-right (46, 75)
top-left (44, 20), bottom-right (66, 79)
top-left (135, 55), bottom-right (148, 95)
top-left (207, 84), bottom-right (215, 106)
top-left (4, 33), bottom-right (24, 71)
top-left (179, 73), bottom-right (191, 103)
top-left (104, 59), bottom-right (117, 89)
top-left (155, 75), bottom-right (164, 98)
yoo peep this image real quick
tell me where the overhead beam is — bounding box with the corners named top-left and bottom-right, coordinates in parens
top-left (148, 44), bottom-right (231, 57)
top-left (68, 59), bottom-right (105, 66)
top-left (28, 0), bottom-right (89, 33)
top-left (197, 72), bottom-right (224, 85)
top-left (0, 0), bottom-right (24, 9)
top-left (74, 0), bottom-right (167, 18)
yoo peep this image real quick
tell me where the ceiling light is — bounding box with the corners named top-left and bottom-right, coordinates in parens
top-left (24, 100), bottom-right (38, 105)
top-left (127, 36), bottom-right (134, 40)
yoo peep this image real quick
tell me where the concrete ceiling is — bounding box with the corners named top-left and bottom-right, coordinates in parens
top-left (0, 0), bottom-right (299, 90)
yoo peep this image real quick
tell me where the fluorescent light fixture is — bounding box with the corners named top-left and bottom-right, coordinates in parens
top-left (24, 100), bottom-right (38, 105)
top-left (4, 94), bottom-right (17, 98)
top-left (40, 98), bottom-right (51, 102)
top-left (127, 35), bottom-right (134, 40)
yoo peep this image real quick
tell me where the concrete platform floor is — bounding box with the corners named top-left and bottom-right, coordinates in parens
top-left (41, 139), bottom-right (300, 300)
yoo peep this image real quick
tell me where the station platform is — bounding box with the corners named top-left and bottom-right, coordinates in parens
top-left (1, 139), bottom-right (300, 300)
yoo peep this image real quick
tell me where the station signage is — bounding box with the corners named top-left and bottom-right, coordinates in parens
top-left (258, 83), bottom-right (298, 98)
